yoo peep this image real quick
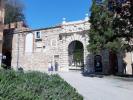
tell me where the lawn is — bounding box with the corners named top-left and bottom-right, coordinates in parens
top-left (0, 69), bottom-right (83, 100)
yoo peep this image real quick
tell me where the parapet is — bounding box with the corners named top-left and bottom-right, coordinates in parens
top-left (4, 21), bottom-right (28, 30)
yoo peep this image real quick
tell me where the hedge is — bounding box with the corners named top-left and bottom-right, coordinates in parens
top-left (0, 69), bottom-right (83, 100)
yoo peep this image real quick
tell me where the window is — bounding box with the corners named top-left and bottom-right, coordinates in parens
top-left (51, 39), bottom-right (57, 47)
top-left (35, 31), bottom-right (41, 39)
top-left (25, 33), bottom-right (33, 53)
top-left (59, 34), bottom-right (62, 40)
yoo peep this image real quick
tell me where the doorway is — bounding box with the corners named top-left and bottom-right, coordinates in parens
top-left (68, 40), bottom-right (84, 70)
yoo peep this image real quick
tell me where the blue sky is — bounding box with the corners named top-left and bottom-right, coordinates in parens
top-left (22, 0), bottom-right (92, 29)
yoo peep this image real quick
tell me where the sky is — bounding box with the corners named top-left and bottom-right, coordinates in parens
top-left (22, 0), bottom-right (92, 29)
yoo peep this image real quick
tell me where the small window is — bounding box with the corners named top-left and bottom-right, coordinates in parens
top-left (51, 39), bottom-right (57, 47)
top-left (35, 31), bottom-right (41, 39)
top-left (59, 34), bottom-right (62, 40)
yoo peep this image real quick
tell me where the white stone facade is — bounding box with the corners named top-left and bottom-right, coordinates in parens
top-left (9, 19), bottom-right (133, 75)
top-left (11, 19), bottom-right (90, 72)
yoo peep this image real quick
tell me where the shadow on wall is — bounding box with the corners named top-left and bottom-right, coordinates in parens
top-left (2, 29), bottom-right (14, 69)
top-left (84, 54), bottom-right (94, 73)
top-left (84, 54), bottom-right (103, 74)
top-left (84, 51), bottom-right (133, 76)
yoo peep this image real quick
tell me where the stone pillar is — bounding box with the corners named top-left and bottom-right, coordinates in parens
top-left (101, 50), bottom-right (110, 74)
top-left (60, 44), bottom-right (69, 72)
top-left (84, 34), bottom-right (89, 66)
top-left (0, 0), bottom-right (4, 66)
top-left (11, 34), bottom-right (18, 70)
top-left (117, 53), bottom-right (123, 74)
top-left (131, 52), bottom-right (133, 75)
top-left (11, 32), bottom-right (25, 70)
top-left (85, 53), bottom-right (94, 73)
top-left (84, 42), bottom-right (87, 65)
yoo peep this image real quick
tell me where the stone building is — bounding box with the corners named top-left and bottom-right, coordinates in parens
top-left (2, 15), bottom-right (133, 75)
top-left (10, 17), bottom-right (90, 72)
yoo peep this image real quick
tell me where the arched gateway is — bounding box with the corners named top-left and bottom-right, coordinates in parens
top-left (68, 40), bottom-right (84, 70)
top-left (3, 16), bottom-right (133, 75)
top-left (59, 29), bottom-right (89, 71)
top-left (10, 19), bottom-right (90, 72)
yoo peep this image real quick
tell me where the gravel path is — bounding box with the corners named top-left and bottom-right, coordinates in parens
top-left (58, 71), bottom-right (133, 100)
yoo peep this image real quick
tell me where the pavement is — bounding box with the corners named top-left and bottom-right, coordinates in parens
top-left (58, 71), bottom-right (133, 100)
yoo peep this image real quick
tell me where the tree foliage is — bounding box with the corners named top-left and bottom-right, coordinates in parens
top-left (88, 0), bottom-right (122, 54)
top-left (88, 0), bottom-right (133, 54)
top-left (4, 0), bottom-right (25, 24)
top-left (110, 0), bottom-right (133, 37)
top-left (111, 0), bottom-right (133, 51)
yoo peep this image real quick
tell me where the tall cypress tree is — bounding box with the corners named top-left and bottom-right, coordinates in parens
top-left (88, 0), bottom-right (122, 54)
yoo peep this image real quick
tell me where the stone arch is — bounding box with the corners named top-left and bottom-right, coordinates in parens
top-left (61, 34), bottom-right (86, 71)
top-left (66, 34), bottom-right (85, 53)
top-left (94, 55), bottom-right (103, 72)
top-left (25, 33), bottom-right (33, 53)
top-left (68, 40), bottom-right (84, 69)
top-left (66, 34), bottom-right (84, 46)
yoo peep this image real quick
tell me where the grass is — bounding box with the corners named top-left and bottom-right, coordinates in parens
top-left (0, 69), bottom-right (83, 100)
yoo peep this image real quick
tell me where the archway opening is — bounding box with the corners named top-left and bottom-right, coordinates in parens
top-left (94, 55), bottom-right (102, 72)
top-left (68, 40), bottom-right (84, 70)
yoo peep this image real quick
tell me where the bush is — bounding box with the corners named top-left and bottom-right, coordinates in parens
top-left (0, 69), bottom-right (83, 100)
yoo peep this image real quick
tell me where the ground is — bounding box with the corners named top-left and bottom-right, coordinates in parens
top-left (58, 71), bottom-right (133, 100)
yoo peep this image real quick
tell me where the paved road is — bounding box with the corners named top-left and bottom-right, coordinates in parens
top-left (58, 71), bottom-right (133, 100)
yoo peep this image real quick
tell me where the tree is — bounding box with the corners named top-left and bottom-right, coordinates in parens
top-left (111, 0), bottom-right (132, 37)
top-left (4, 0), bottom-right (25, 24)
top-left (88, 0), bottom-right (122, 54)
top-left (88, 0), bottom-right (133, 74)
top-left (110, 0), bottom-right (133, 51)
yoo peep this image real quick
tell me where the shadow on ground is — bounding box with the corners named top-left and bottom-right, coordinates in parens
top-left (81, 72), bottom-right (105, 78)
top-left (81, 71), bottom-right (133, 79)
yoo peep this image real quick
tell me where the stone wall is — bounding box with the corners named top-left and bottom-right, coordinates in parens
top-left (11, 20), bottom-right (90, 72)
top-left (124, 52), bottom-right (133, 75)
top-left (8, 19), bottom-right (133, 75)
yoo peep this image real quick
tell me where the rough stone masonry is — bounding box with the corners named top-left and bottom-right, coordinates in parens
top-left (3, 15), bottom-right (133, 75)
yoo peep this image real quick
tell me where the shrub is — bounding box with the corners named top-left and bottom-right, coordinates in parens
top-left (0, 69), bottom-right (83, 100)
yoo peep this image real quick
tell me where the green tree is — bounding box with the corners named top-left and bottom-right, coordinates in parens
top-left (88, 0), bottom-right (122, 54)
top-left (88, 0), bottom-right (133, 74)
top-left (111, 0), bottom-right (133, 51)
top-left (4, 0), bottom-right (25, 24)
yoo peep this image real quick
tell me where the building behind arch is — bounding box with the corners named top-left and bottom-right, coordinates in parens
top-left (2, 17), bottom-right (133, 75)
